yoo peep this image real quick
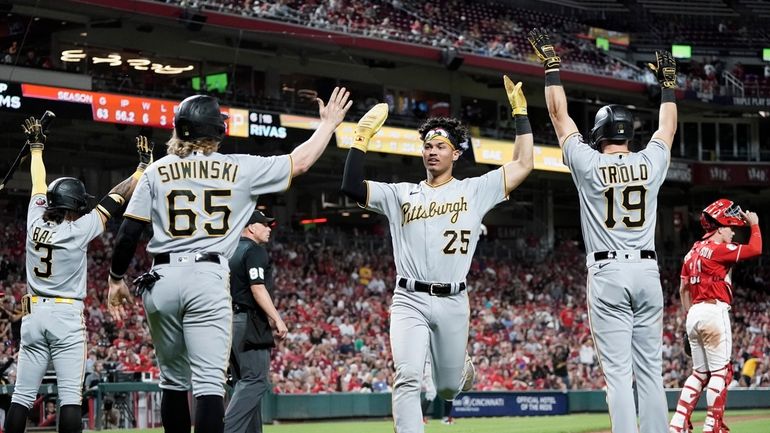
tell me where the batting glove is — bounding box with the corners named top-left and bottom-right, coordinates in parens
top-left (527, 28), bottom-right (561, 72)
top-left (22, 117), bottom-right (46, 150)
top-left (648, 50), bottom-right (677, 89)
top-left (503, 75), bottom-right (527, 117)
top-left (136, 135), bottom-right (154, 171)
top-left (352, 103), bottom-right (388, 153)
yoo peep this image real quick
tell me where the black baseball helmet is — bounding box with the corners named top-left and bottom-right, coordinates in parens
top-left (174, 95), bottom-right (229, 141)
top-left (589, 104), bottom-right (635, 150)
top-left (46, 177), bottom-right (93, 214)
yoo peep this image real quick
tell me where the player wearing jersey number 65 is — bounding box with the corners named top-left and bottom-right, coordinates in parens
top-left (341, 76), bottom-right (533, 433)
top-left (530, 27), bottom-right (677, 433)
top-left (107, 89), bottom-right (351, 433)
top-left (5, 118), bottom-right (148, 433)
top-left (669, 200), bottom-right (761, 433)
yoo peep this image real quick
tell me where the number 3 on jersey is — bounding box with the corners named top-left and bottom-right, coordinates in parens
top-left (603, 185), bottom-right (647, 229)
top-left (167, 189), bottom-right (232, 237)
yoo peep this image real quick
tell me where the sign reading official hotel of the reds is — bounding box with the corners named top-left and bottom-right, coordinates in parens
top-left (450, 392), bottom-right (568, 417)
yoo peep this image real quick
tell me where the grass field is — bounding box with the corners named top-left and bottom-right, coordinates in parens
top-left (94, 409), bottom-right (770, 433)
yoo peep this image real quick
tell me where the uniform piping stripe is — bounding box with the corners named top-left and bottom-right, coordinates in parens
top-left (124, 213), bottom-right (150, 222)
top-left (585, 271), bottom-right (613, 431)
top-left (285, 155), bottom-right (294, 191)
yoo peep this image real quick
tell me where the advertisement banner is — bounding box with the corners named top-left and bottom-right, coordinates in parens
top-left (451, 392), bottom-right (568, 417)
top-left (693, 163), bottom-right (770, 186)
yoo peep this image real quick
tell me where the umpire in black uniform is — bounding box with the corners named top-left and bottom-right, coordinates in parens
top-left (224, 210), bottom-right (288, 433)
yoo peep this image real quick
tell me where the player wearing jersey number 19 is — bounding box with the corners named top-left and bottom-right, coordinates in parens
top-left (5, 117), bottom-right (149, 433)
top-left (670, 200), bottom-right (761, 433)
top-left (530, 27), bottom-right (677, 433)
top-left (341, 76), bottom-right (533, 433)
top-left (107, 89), bottom-right (351, 433)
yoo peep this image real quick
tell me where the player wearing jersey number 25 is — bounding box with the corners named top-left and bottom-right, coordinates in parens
top-left (341, 76), bottom-right (533, 433)
top-left (670, 200), bottom-right (761, 433)
top-left (107, 89), bottom-right (351, 433)
top-left (530, 26), bottom-right (677, 433)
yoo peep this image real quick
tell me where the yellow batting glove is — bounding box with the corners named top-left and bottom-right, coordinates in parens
top-left (503, 75), bottom-right (527, 117)
top-left (352, 103), bottom-right (388, 153)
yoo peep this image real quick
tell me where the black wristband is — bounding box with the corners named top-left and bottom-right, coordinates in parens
top-left (661, 88), bottom-right (676, 103)
top-left (514, 115), bottom-right (532, 135)
top-left (545, 70), bottom-right (562, 86)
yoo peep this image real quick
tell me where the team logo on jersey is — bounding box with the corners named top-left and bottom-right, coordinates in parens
top-left (35, 198), bottom-right (46, 206)
top-left (726, 243), bottom-right (737, 251)
top-left (400, 196), bottom-right (468, 225)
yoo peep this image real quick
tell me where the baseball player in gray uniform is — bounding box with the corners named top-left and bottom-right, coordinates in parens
top-left (529, 28), bottom-right (678, 433)
top-left (107, 89), bottom-right (351, 433)
top-left (5, 116), bottom-right (150, 433)
top-left (341, 76), bottom-right (533, 433)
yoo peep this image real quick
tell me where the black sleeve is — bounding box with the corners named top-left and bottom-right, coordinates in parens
top-left (244, 246), bottom-right (268, 285)
top-left (110, 217), bottom-right (148, 279)
top-left (341, 148), bottom-right (367, 204)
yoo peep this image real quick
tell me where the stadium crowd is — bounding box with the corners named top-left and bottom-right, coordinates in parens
top-left (0, 220), bottom-right (768, 396)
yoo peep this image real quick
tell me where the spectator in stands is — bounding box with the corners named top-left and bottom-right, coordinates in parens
top-left (37, 401), bottom-right (56, 427)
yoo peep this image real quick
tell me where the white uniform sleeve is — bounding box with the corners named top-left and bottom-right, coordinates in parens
top-left (364, 181), bottom-right (402, 219)
top-left (639, 138), bottom-right (670, 189)
top-left (469, 167), bottom-right (508, 215)
top-left (71, 210), bottom-right (106, 248)
top-left (562, 133), bottom-right (598, 185)
top-left (245, 154), bottom-right (293, 196)
top-left (27, 194), bottom-right (47, 231)
top-left (124, 173), bottom-right (152, 222)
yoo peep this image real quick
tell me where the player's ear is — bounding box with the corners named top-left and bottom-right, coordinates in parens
top-left (452, 150), bottom-right (461, 161)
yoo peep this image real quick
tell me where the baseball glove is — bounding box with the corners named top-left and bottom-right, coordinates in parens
top-left (683, 332), bottom-right (692, 358)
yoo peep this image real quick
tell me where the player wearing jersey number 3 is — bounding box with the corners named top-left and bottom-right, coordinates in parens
top-left (530, 27), bottom-right (678, 433)
top-left (5, 117), bottom-right (149, 433)
top-left (107, 89), bottom-right (351, 433)
top-left (341, 76), bottom-right (533, 433)
top-left (669, 200), bottom-right (761, 433)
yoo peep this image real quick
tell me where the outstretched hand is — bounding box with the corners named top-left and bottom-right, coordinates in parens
top-left (22, 117), bottom-right (46, 149)
top-left (317, 87), bottom-right (353, 128)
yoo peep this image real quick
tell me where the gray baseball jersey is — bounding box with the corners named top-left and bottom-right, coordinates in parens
top-left (13, 194), bottom-right (100, 410)
top-left (126, 151), bottom-right (291, 399)
top-left (366, 167), bottom-right (506, 433)
top-left (365, 167), bottom-right (506, 282)
top-left (563, 133), bottom-right (670, 433)
top-left (124, 152), bottom-right (291, 258)
top-left (563, 133), bottom-right (669, 254)
top-left (26, 194), bottom-right (104, 300)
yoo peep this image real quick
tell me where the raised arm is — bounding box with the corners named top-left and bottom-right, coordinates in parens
top-left (527, 28), bottom-right (579, 147)
top-left (648, 51), bottom-right (678, 148)
top-left (22, 117), bottom-right (47, 196)
top-left (501, 76), bottom-right (534, 194)
top-left (340, 103), bottom-right (389, 204)
top-left (290, 87), bottom-right (352, 177)
top-left (95, 136), bottom-right (154, 225)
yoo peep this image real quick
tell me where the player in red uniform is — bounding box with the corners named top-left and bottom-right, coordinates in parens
top-left (669, 199), bottom-right (761, 433)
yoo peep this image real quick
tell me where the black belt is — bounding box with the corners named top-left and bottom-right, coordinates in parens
top-left (153, 252), bottom-right (221, 265)
top-left (397, 278), bottom-right (465, 296)
top-left (232, 304), bottom-right (254, 314)
top-left (593, 250), bottom-right (656, 261)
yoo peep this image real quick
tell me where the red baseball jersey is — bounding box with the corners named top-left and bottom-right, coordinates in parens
top-left (680, 225), bottom-right (762, 304)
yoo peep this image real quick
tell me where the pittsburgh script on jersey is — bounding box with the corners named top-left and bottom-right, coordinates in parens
top-left (157, 160), bottom-right (239, 183)
top-left (598, 163), bottom-right (648, 186)
top-left (401, 197), bottom-right (468, 225)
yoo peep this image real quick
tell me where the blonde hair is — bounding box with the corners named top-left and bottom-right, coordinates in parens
top-left (166, 130), bottom-right (220, 157)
